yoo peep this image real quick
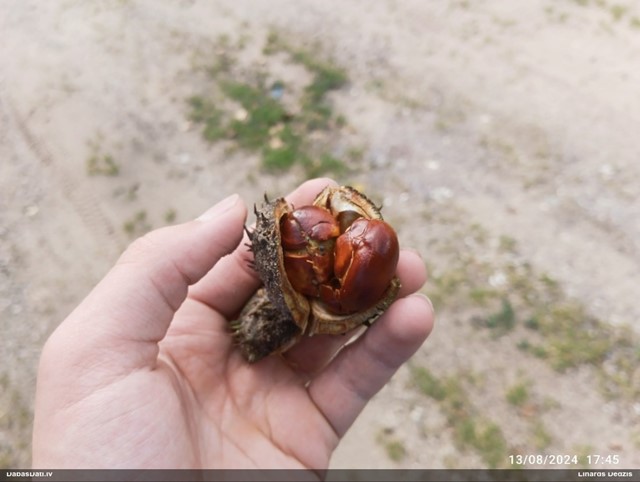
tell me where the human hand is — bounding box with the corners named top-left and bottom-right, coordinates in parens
top-left (32, 178), bottom-right (434, 469)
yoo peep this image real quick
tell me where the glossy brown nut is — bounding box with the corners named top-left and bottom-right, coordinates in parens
top-left (283, 251), bottom-right (334, 297)
top-left (280, 206), bottom-right (339, 296)
top-left (336, 210), bottom-right (363, 233)
top-left (280, 206), bottom-right (340, 250)
top-left (319, 218), bottom-right (400, 314)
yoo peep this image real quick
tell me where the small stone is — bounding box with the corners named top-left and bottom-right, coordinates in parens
top-left (269, 82), bottom-right (284, 100)
top-left (430, 186), bottom-right (453, 203)
top-left (410, 406), bottom-right (423, 422)
top-left (599, 163), bottom-right (614, 180)
top-left (489, 271), bottom-right (507, 288)
top-left (269, 137), bottom-right (284, 149)
top-left (177, 153), bottom-right (190, 165)
top-left (269, 123), bottom-right (284, 135)
top-left (25, 205), bottom-right (39, 217)
top-left (234, 108), bottom-right (248, 122)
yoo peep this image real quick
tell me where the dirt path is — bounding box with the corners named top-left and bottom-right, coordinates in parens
top-left (2, 0), bottom-right (639, 470)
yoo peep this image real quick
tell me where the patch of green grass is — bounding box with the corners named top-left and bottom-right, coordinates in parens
top-left (531, 420), bottom-right (553, 450)
top-left (534, 302), bottom-right (613, 371)
top-left (125, 183), bottom-right (140, 202)
top-left (346, 146), bottom-right (365, 162)
top-left (123, 210), bottom-right (152, 237)
top-left (451, 414), bottom-right (508, 469)
top-left (188, 32), bottom-right (350, 177)
top-left (376, 428), bottom-right (408, 462)
top-left (498, 235), bottom-right (517, 253)
top-left (263, 145), bottom-right (298, 171)
top-left (505, 381), bottom-right (529, 406)
top-left (409, 365), bottom-right (447, 401)
top-left (469, 287), bottom-right (500, 305)
top-left (609, 4), bottom-right (627, 21)
top-left (429, 265), bottom-right (473, 308)
top-left (222, 81), bottom-right (289, 150)
top-left (263, 125), bottom-right (304, 171)
top-left (485, 298), bottom-right (516, 334)
top-left (574, 444), bottom-right (594, 468)
top-left (286, 46), bottom-right (348, 131)
top-left (302, 154), bottom-right (348, 178)
top-left (468, 421), bottom-right (508, 469)
top-left (188, 96), bottom-right (226, 142)
top-left (524, 316), bottom-right (540, 330)
top-left (87, 153), bottom-right (119, 176)
top-left (302, 57), bottom-right (347, 96)
top-left (190, 80), bottom-right (297, 169)
top-left (427, 220), bottom-right (640, 402)
top-left (265, 31), bottom-right (348, 96)
top-left (207, 53), bottom-right (234, 78)
top-left (517, 339), bottom-right (549, 359)
top-left (384, 439), bottom-right (407, 462)
top-left (409, 365), bottom-right (510, 468)
top-left (164, 208), bottom-right (177, 224)
top-left (263, 30), bottom-right (282, 56)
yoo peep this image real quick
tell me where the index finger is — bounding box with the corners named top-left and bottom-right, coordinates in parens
top-left (188, 177), bottom-right (338, 319)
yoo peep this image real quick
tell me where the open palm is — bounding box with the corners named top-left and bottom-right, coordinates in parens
top-left (32, 178), bottom-right (434, 469)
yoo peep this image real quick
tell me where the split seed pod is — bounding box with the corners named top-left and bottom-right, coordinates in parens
top-left (233, 185), bottom-right (401, 362)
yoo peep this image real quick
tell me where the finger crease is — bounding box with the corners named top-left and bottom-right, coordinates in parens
top-left (147, 267), bottom-right (184, 315)
top-left (307, 385), bottom-right (341, 441)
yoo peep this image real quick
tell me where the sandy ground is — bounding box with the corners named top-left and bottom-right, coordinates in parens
top-left (1, 0), bottom-right (639, 470)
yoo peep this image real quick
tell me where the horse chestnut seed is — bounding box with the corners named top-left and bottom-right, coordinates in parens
top-left (280, 206), bottom-right (340, 297)
top-left (234, 185), bottom-right (402, 362)
top-left (320, 218), bottom-right (399, 314)
top-left (281, 206), bottom-right (399, 315)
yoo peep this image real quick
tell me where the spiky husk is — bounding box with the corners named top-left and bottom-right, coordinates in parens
top-left (232, 288), bottom-right (300, 363)
top-left (231, 196), bottom-right (306, 363)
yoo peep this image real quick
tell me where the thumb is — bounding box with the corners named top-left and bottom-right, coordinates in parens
top-left (53, 193), bottom-right (247, 366)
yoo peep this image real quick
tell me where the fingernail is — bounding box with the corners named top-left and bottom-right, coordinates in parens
top-left (197, 193), bottom-right (240, 221)
top-left (403, 247), bottom-right (424, 261)
top-left (414, 292), bottom-right (435, 312)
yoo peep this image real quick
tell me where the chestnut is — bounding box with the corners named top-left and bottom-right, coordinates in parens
top-left (234, 185), bottom-right (402, 362)
top-left (320, 218), bottom-right (399, 314)
top-left (280, 206), bottom-right (339, 297)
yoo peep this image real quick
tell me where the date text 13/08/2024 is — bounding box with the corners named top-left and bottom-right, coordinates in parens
top-left (508, 454), bottom-right (620, 466)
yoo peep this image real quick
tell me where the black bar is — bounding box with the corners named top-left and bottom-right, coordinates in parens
top-left (1, 469), bottom-right (638, 482)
